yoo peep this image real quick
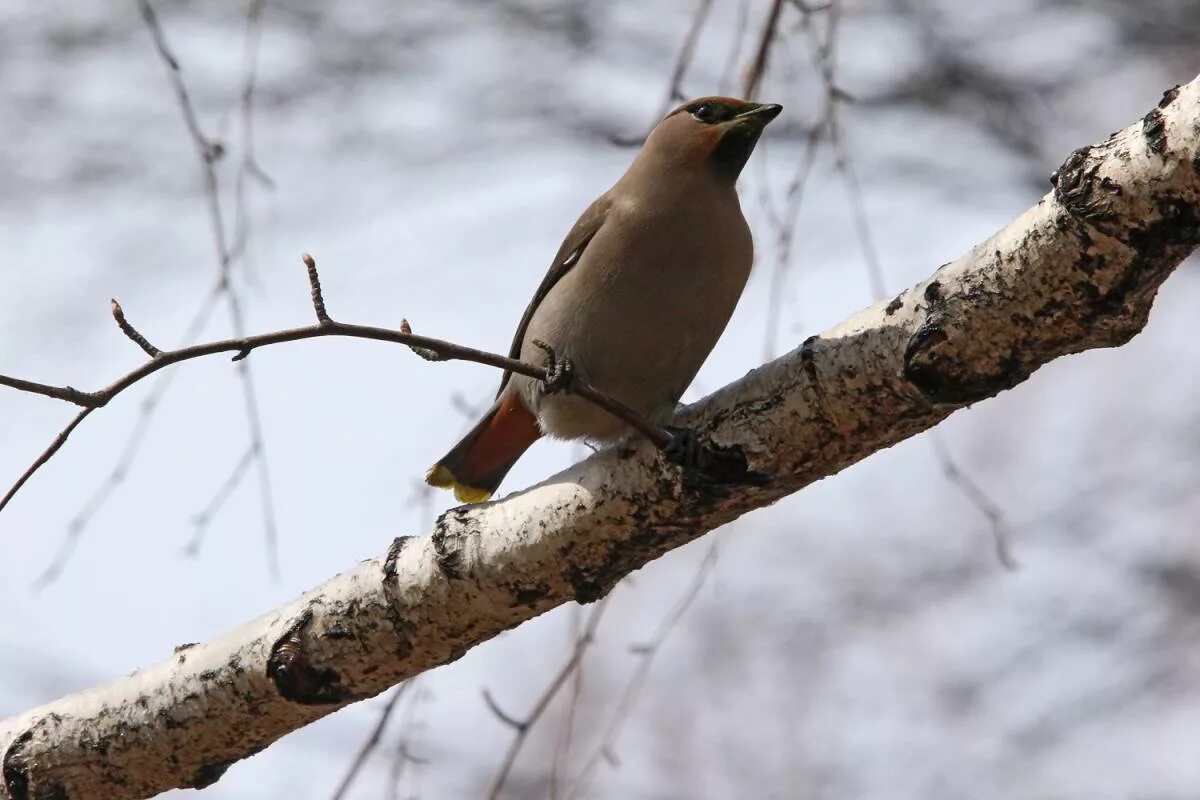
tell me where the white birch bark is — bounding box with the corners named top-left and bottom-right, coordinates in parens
top-left (3, 75), bottom-right (1200, 800)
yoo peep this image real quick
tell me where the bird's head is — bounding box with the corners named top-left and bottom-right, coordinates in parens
top-left (642, 96), bottom-right (782, 182)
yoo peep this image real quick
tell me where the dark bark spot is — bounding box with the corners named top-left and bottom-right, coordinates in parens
top-left (1049, 145), bottom-right (1088, 188)
top-left (1142, 107), bottom-right (1167, 155)
top-left (884, 294), bottom-right (904, 315)
top-left (382, 536), bottom-right (412, 581)
top-left (1099, 176), bottom-right (1122, 195)
top-left (266, 608), bottom-right (349, 705)
top-left (2, 729), bottom-right (33, 800)
top-left (1051, 146), bottom-right (1119, 226)
top-left (566, 565), bottom-right (609, 604)
top-left (1075, 195), bottom-right (1200, 327)
top-left (188, 760), bottom-right (234, 789)
top-left (431, 523), bottom-right (465, 580)
top-left (799, 335), bottom-right (820, 385)
top-left (903, 322), bottom-right (1029, 405)
top-left (565, 524), bottom-right (673, 605)
top-left (198, 669), bottom-right (219, 681)
top-left (923, 280), bottom-right (943, 305)
top-left (1157, 85), bottom-right (1180, 109)
top-left (1128, 196), bottom-right (1200, 256)
top-left (514, 584), bottom-right (550, 606)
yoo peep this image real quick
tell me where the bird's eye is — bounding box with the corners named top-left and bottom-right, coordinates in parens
top-left (690, 103), bottom-right (720, 123)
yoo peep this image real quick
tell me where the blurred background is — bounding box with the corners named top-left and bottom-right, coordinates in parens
top-left (2, 0), bottom-right (1200, 797)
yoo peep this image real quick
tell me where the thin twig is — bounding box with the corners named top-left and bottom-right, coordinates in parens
top-left (330, 682), bottom-right (412, 800)
top-left (228, 0), bottom-right (275, 280)
top-left (485, 600), bottom-right (609, 800)
top-left (182, 442), bottom-right (257, 557)
top-left (611, 0), bottom-right (714, 148)
top-left (661, 0), bottom-right (715, 113)
top-left (33, 291), bottom-right (224, 588)
top-left (111, 300), bottom-right (163, 358)
top-left (32, 0), bottom-right (278, 589)
top-left (0, 256), bottom-right (676, 515)
top-left (567, 543), bottom-right (719, 799)
top-left (387, 682), bottom-right (431, 800)
top-left (137, 0), bottom-right (280, 577)
top-left (742, 0), bottom-right (786, 100)
top-left (1, 409), bottom-right (94, 530)
top-left (930, 433), bottom-right (1018, 570)
top-left (719, 0), bottom-right (752, 96)
top-left (550, 605), bottom-right (587, 800)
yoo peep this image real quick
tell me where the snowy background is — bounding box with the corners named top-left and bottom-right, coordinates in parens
top-left (2, 1), bottom-right (1200, 797)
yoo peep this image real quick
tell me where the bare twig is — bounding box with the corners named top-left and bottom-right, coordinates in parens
top-left (330, 682), bottom-right (412, 800)
top-left (182, 443), bottom-right (256, 557)
top-left (136, 0), bottom-right (280, 578)
top-left (387, 683), bottom-right (431, 800)
top-left (758, 2), bottom-right (838, 360)
top-left (719, 0), bottom-right (752, 96)
top-left (549, 605), bottom-right (587, 800)
top-left (485, 599), bottom-right (609, 800)
top-left (608, 0), bottom-right (715, 148)
top-left (1, 409), bottom-right (94, 533)
top-left (930, 433), bottom-right (1018, 570)
top-left (29, 0), bottom-right (279, 589)
top-left (0, 256), bottom-right (680, 515)
top-left (567, 542), bottom-right (719, 799)
top-left (742, 0), bottom-right (786, 100)
top-left (229, 0), bottom-right (275, 280)
top-left (661, 0), bottom-right (715, 112)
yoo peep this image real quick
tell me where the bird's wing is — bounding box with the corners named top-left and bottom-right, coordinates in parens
top-left (495, 195), bottom-right (610, 397)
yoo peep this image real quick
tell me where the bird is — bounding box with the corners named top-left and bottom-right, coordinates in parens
top-left (427, 96), bottom-right (782, 503)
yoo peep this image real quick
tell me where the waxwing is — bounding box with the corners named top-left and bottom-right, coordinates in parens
top-left (428, 96), bottom-right (782, 503)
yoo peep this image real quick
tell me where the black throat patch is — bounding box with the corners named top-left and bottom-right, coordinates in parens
top-left (710, 125), bottom-right (766, 182)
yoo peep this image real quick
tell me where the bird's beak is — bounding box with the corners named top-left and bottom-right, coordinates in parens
top-left (731, 102), bottom-right (783, 127)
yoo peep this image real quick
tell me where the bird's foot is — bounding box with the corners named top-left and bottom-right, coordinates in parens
top-left (533, 339), bottom-right (576, 395)
top-left (663, 426), bottom-right (703, 468)
top-left (663, 426), bottom-right (771, 490)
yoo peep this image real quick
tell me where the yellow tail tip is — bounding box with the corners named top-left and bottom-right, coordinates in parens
top-left (425, 464), bottom-right (493, 504)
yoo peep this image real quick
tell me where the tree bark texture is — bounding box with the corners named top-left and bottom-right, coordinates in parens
top-left (3, 76), bottom-right (1199, 800)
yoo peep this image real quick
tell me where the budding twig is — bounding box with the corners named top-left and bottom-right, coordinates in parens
top-left (111, 300), bottom-right (162, 358)
top-left (399, 320), bottom-right (443, 362)
top-left (303, 253), bottom-right (332, 325)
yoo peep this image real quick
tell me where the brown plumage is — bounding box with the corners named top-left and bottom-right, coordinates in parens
top-left (427, 97), bottom-right (782, 503)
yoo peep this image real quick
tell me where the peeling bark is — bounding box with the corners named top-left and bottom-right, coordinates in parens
top-left (3, 75), bottom-right (1200, 800)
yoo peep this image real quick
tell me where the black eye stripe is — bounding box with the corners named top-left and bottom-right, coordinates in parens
top-left (689, 102), bottom-right (726, 124)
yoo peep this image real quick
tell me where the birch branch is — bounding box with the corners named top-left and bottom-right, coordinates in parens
top-left (3, 76), bottom-right (1200, 800)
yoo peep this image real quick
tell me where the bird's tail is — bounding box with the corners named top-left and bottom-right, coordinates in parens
top-left (426, 392), bottom-right (542, 504)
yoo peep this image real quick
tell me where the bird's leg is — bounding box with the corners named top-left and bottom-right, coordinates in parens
top-left (532, 339), bottom-right (576, 395)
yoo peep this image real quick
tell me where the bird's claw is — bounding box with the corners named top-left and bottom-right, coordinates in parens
top-left (533, 339), bottom-right (576, 395)
top-left (663, 426), bottom-right (703, 469)
top-left (662, 426), bottom-right (771, 489)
